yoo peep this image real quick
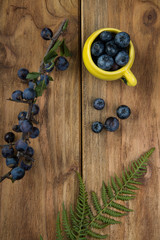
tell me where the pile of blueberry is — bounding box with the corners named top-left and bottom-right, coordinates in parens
top-left (92, 98), bottom-right (131, 133)
top-left (91, 31), bottom-right (130, 71)
top-left (0, 25), bottom-right (70, 182)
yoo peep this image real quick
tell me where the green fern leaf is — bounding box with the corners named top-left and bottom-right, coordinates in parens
top-left (101, 181), bottom-right (108, 206)
top-left (91, 192), bottom-right (102, 213)
top-left (107, 181), bottom-right (114, 199)
top-left (115, 174), bottom-right (123, 188)
top-left (116, 195), bottom-right (135, 201)
top-left (56, 212), bottom-right (64, 240)
top-left (125, 184), bottom-right (139, 190)
top-left (111, 177), bottom-right (119, 193)
top-left (87, 230), bottom-right (108, 239)
top-left (90, 221), bottom-right (109, 229)
top-left (121, 189), bottom-right (136, 195)
top-left (102, 208), bottom-right (126, 217)
top-left (62, 204), bottom-right (75, 239)
top-left (110, 201), bottom-right (133, 212)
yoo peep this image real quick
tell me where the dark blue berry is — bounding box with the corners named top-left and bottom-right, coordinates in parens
top-left (25, 146), bottom-right (34, 157)
top-left (29, 127), bottom-right (40, 138)
top-left (55, 57), bottom-right (69, 71)
top-left (20, 120), bottom-right (33, 133)
top-left (18, 111), bottom-right (27, 120)
top-left (115, 51), bottom-right (129, 67)
top-left (116, 105), bottom-right (131, 119)
top-left (97, 54), bottom-right (114, 70)
top-left (104, 117), bottom-right (119, 132)
top-left (93, 98), bottom-right (105, 110)
top-left (12, 125), bottom-right (22, 133)
top-left (41, 28), bottom-right (53, 40)
top-left (20, 160), bottom-right (32, 171)
top-left (4, 132), bottom-right (15, 143)
top-left (15, 140), bottom-right (28, 152)
top-left (17, 68), bottom-right (29, 80)
top-left (6, 156), bottom-right (19, 168)
top-left (91, 121), bottom-right (103, 133)
top-left (114, 32), bottom-right (130, 48)
top-left (38, 75), bottom-right (49, 86)
top-left (105, 41), bottom-right (119, 57)
top-left (23, 88), bottom-right (36, 100)
top-left (91, 41), bottom-right (104, 57)
top-left (45, 63), bottom-right (54, 72)
top-left (31, 104), bottom-right (40, 115)
top-left (2, 146), bottom-right (14, 158)
top-left (12, 90), bottom-right (23, 101)
top-left (11, 167), bottom-right (25, 180)
top-left (29, 81), bottom-right (36, 89)
top-left (99, 31), bottom-right (112, 42)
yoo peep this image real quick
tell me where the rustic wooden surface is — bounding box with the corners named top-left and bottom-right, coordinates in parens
top-left (0, 0), bottom-right (160, 240)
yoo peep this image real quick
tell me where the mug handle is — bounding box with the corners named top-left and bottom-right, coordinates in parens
top-left (121, 70), bottom-right (137, 87)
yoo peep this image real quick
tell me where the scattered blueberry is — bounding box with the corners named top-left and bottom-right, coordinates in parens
top-left (29, 127), bottom-right (40, 138)
top-left (2, 146), bottom-right (14, 158)
top-left (31, 104), bottom-right (40, 115)
top-left (25, 146), bottom-right (34, 157)
top-left (91, 121), bottom-right (103, 133)
top-left (12, 125), bottom-right (22, 133)
top-left (116, 105), bottom-right (131, 119)
top-left (115, 51), bottom-right (129, 66)
top-left (29, 81), bottom-right (36, 89)
top-left (93, 98), bottom-right (105, 110)
top-left (23, 88), bottom-right (36, 100)
top-left (105, 41), bottom-right (119, 57)
top-left (97, 54), bottom-right (114, 70)
top-left (17, 68), bottom-right (29, 80)
top-left (99, 31), bottom-right (112, 42)
top-left (114, 32), bottom-right (130, 48)
top-left (55, 57), bottom-right (69, 71)
top-left (11, 167), bottom-right (25, 180)
top-left (20, 160), bottom-right (32, 171)
top-left (45, 63), bottom-right (54, 72)
top-left (20, 120), bottom-right (33, 133)
top-left (4, 132), bottom-right (15, 143)
top-left (12, 90), bottom-right (23, 101)
top-left (91, 41), bottom-right (104, 57)
top-left (15, 140), bottom-right (28, 152)
top-left (41, 28), bottom-right (53, 40)
top-left (38, 75), bottom-right (50, 86)
top-left (6, 156), bottom-right (19, 168)
top-left (18, 111), bottom-right (27, 120)
top-left (104, 117), bottom-right (119, 132)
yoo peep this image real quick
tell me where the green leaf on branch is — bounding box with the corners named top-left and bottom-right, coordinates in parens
top-left (60, 39), bottom-right (71, 57)
top-left (44, 50), bottom-right (58, 64)
top-left (35, 80), bottom-right (47, 97)
top-left (62, 19), bottom-right (69, 31)
top-left (26, 72), bottom-right (41, 80)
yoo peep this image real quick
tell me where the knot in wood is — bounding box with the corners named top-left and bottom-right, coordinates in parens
top-left (143, 8), bottom-right (157, 26)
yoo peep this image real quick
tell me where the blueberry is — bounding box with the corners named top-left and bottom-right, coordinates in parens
top-left (114, 32), bottom-right (130, 48)
top-left (105, 41), bottom-right (119, 57)
top-left (25, 146), bottom-right (34, 157)
top-left (17, 68), bottom-right (29, 80)
top-left (12, 125), bottom-right (22, 133)
top-left (20, 120), bottom-right (33, 133)
top-left (6, 156), bottom-right (19, 168)
top-left (31, 104), bottom-right (40, 115)
top-left (91, 121), bottom-right (103, 133)
top-left (104, 117), bottom-right (119, 132)
top-left (29, 81), bottom-right (36, 89)
top-left (45, 63), bottom-right (54, 72)
top-left (110, 63), bottom-right (120, 71)
top-left (115, 51), bottom-right (129, 67)
top-left (29, 127), bottom-right (40, 138)
top-left (41, 28), bottom-right (53, 40)
top-left (18, 111), bottom-right (27, 120)
top-left (15, 140), bottom-right (28, 152)
top-left (4, 132), bottom-right (15, 143)
top-left (97, 54), bottom-right (114, 70)
top-left (116, 105), bottom-right (131, 119)
top-left (93, 98), bottom-right (105, 110)
top-left (2, 146), bottom-right (14, 158)
top-left (20, 160), bottom-right (32, 171)
top-left (55, 57), bottom-right (69, 71)
top-left (23, 88), bottom-right (36, 100)
top-left (38, 75), bottom-right (49, 86)
top-left (11, 167), bottom-right (25, 180)
top-left (12, 90), bottom-right (23, 101)
top-left (91, 41), bottom-right (104, 57)
top-left (99, 31), bottom-right (112, 42)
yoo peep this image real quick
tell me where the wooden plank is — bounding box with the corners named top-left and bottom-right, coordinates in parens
top-left (81, 0), bottom-right (160, 239)
top-left (0, 1), bottom-right (80, 240)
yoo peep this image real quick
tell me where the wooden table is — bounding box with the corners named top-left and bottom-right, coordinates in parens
top-left (0, 0), bottom-right (159, 239)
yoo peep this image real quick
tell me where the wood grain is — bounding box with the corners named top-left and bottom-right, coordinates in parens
top-left (0, 1), bottom-right (80, 240)
top-left (81, 0), bottom-right (160, 239)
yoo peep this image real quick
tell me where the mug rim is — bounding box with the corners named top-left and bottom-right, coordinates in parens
top-left (86, 28), bottom-right (134, 76)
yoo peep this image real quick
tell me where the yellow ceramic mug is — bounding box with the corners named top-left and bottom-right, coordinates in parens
top-left (82, 28), bottom-right (137, 86)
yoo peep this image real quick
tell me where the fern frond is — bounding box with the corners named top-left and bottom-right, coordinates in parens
top-left (62, 203), bottom-right (75, 239)
top-left (101, 181), bottom-right (108, 206)
top-left (87, 230), bottom-right (108, 239)
top-left (91, 192), bottom-right (102, 213)
top-left (56, 212), bottom-right (64, 240)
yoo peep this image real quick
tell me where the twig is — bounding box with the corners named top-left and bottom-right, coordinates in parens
top-left (0, 170), bottom-right (12, 183)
